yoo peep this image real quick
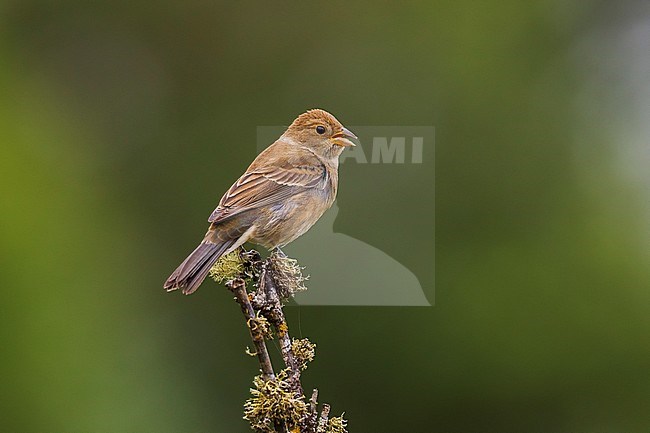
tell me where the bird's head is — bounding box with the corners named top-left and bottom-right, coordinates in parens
top-left (283, 109), bottom-right (357, 159)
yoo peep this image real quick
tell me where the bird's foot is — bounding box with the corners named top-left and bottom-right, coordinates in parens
top-left (272, 247), bottom-right (287, 258)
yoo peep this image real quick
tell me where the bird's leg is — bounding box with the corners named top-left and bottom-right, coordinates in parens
top-left (272, 247), bottom-right (287, 258)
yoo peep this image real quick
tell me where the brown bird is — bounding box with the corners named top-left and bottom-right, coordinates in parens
top-left (164, 109), bottom-right (357, 295)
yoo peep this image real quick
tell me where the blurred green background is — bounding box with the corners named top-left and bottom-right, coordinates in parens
top-left (2, 1), bottom-right (650, 432)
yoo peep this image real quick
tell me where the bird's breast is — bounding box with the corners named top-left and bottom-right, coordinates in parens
top-left (250, 187), bottom-right (335, 249)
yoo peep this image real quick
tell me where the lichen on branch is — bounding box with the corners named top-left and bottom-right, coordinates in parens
top-left (210, 248), bottom-right (348, 433)
top-left (291, 338), bottom-right (316, 371)
top-left (209, 250), bottom-right (244, 283)
top-left (244, 369), bottom-right (308, 432)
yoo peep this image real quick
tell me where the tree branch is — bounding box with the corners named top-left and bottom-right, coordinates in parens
top-left (227, 277), bottom-right (275, 381)
top-left (260, 264), bottom-right (303, 395)
top-left (215, 249), bottom-right (347, 433)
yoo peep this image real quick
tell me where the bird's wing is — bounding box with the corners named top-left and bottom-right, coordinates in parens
top-left (208, 148), bottom-right (327, 224)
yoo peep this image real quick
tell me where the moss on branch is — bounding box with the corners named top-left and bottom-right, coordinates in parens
top-left (210, 248), bottom-right (348, 433)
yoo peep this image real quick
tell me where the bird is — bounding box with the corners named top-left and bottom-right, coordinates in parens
top-left (164, 109), bottom-right (357, 295)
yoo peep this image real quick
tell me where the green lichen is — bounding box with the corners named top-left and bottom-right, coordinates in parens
top-left (209, 250), bottom-right (244, 284)
top-left (291, 338), bottom-right (316, 370)
top-left (244, 369), bottom-right (308, 432)
top-left (248, 311), bottom-right (273, 340)
top-left (327, 414), bottom-right (348, 433)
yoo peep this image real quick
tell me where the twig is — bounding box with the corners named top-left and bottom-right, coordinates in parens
top-left (217, 250), bottom-right (347, 432)
top-left (317, 404), bottom-right (331, 433)
top-left (227, 277), bottom-right (275, 380)
top-left (310, 389), bottom-right (319, 414)
top-left (306, 389), bottom-right (319, 432)
top-left (261, 264), bottom-right (304, 395)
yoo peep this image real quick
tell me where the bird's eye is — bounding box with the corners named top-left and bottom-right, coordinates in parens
top-left (316, 125), bottom-right (326, 135)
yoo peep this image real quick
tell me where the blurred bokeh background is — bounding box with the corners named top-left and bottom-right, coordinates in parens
top-left (2, 1), bottom-right (650, 431)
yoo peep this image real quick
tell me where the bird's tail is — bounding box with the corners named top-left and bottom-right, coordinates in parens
top-left (164, 237), bottom-right (236, 295)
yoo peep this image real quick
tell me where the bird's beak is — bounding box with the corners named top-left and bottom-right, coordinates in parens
top-left (332, 127), bottom-right (358, 147)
